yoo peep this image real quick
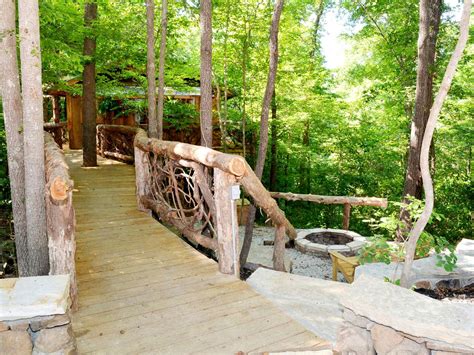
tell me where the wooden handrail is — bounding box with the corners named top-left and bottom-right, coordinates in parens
top-left (44, 132), bottom-right (77, 310)
top-left (270, 191), bottom-right (388, 231)
top-left (96, 124), bottom-right (295, 273)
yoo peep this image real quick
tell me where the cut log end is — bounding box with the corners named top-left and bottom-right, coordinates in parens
top-left (228, 156), bottom-right (246, 177)
top-left (50, 176), bottom-right (69, 201)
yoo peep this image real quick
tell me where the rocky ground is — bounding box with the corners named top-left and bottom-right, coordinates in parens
top-left (239, 225), bottom-right (346, 282)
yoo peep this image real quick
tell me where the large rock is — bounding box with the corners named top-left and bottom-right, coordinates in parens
top-left (0, 330), bottom-right (33, 355)
top-left (370, 324), bottom-right (404, 354)
top-left (340, 275), bottom-right (474, 350)
top-left (355, 239), bottom-right (474, 287)
top-left (334, 322), bottom-right (375, 354)
top-left (0, 276), bottom-right (70, 321)
top-left (247, 268), bottom-right (349, 344)
top-left (33, 324), bottom-right (74, 353)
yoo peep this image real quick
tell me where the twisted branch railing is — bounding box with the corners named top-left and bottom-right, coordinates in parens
top-left (96, 124), bottom-right (295, 274)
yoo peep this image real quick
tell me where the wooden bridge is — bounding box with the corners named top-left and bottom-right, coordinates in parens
top-left (54, 136), bottom-right (327, 353)
top-left (42, 124), bottom-right (384, 353)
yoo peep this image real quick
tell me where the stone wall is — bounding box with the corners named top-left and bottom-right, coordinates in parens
top-left (334, 275), bottom-right (474, 355)
top-left (0, 313), bottom-right (75, 354)
top-left (0, 275), bottom-right (76, 355)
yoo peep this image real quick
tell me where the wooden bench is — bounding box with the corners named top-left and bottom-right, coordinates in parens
top-left (329, 251), bottom-right (359, 283)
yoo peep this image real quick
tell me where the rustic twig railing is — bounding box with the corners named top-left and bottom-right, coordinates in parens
top-left (96, 124), bottom-right (295, 274)
top-left (97, 124), bottom-right (135, 163)
top-left (44, 132), bottom-right (77, 310)
top-left (44, 122), bottom-right (67, 149)
top-left (270, 192), bottom-right (388, 230)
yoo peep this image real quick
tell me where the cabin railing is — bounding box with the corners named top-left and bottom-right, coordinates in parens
top-left (44, 122), bottom-right (67, 149)
top-left (96, 124), bottom-right (295, 275)
top-left (97, 124), bottom-right (135, 163)
top-left (44, 132), bottom-right (77, 310)
top-left (270, 192), bottom-right (388, 230)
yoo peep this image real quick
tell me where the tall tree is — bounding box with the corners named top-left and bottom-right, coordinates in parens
top-left (200, 0), bottom-right (213, 147)
top-left (18, 0), bottom-right (49, 275)
top-left (0, 0), bottom-right (28, 275)
top-left (401, 0), bottom-right (471, 288)
top-left (82, 1), bottom-right (98, 167)
top-left (147, 0), bottom-right (158, 138)
top-left (269, 90), bottom-right (278, 192)
top-left (399, 0), bottom-right (441, 236)
top-left (240, 0), bottom-right (284, 267)
top-left (157, 0), bottom-right (168, 140)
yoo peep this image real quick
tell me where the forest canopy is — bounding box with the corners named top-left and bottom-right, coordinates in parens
top-left (1, 0), bottom-right (472, 249)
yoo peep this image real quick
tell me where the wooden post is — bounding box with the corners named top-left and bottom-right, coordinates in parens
top-left (343, 203), bottom-right (351, 230)
top-left (52, 95), bottom-right (61, 123)
top-left (273, 224), bottom-right (286, 272)
top-left (214, 168), bottom-right (239, 276)
top-left (134, 146), bottom-right (151, 214)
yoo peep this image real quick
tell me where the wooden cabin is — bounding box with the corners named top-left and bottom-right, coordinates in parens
top-left (46, 80), bottom-right (223, 149)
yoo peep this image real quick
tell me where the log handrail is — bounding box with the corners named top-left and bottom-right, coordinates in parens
top-left (96, 124), bottom-right (295, 273)
top-left (44, 122), bottom-right (67, 149)
top-left (270, 191), bottom-right (388, 230)
top-left (44, 132), bottom-right (77, 310)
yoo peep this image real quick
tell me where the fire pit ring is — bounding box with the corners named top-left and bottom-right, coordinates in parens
top-left (295, 228), bottom-right (366, 257)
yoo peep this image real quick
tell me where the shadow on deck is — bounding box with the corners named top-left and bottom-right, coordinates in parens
top-left (67, 151), bottom-right (327, 354)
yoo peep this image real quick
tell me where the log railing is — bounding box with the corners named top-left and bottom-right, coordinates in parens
top-left (44, 122), bottom-right (67, 149)
top-left (270, 192), bottom-right (388, 230)
top-left (97, 124), bottom-right (135, 163)
top-left (96, 124), bottom-right (295, 274)
top-left (44, 132), bottom-right (77, 310)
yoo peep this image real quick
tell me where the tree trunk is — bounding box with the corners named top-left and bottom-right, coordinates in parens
top-left (311, 0), bottom-right (325, 57)
top-left (400, 0), bottom-right (471, 288)
top-left (82, 1), bottom-right (98, 167)
top-left (18, 0), bottom-right (49, 275)
top-left (269, 90), bottom-right (278, 192)
top-left (200, 0), bottom-right (213, 147)
top-left (240, 0), bottom-right (284, 267)
top-left (399, 0), bottom-right (441, 238)
top-left (157, 0), bottom-right (168, 140)
top-left (0, 0), bottom-right (28, 276)
top-left (147, 0), bottom-right (158, 138)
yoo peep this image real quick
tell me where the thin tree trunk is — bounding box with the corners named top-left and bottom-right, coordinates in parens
top-left (221, 0), bottom-right (231, 152)
top-left (0, 0), bottom-right (28, 276)
top-left (82, 1), bottom-right (98, 167)
top-left (399, 0), bottom-right (441, 239)
top-left (240, 0), bottom-right (284, 267)
top-left (146, 0), bottom-right (158, 138)
top-left (311, 0), bottom-right (325, 57)
top-left (157, 0), bottom-right (168, 140)
top-left (18, 0), bottom-right (49, 275)
top-left (200, 0), bottom-right (213, 147)
top-left (269, 90), bottom-right (278, 192)
top-left (400, 0), bottom-right (471, 288)
top-left (241, 34), bottom-right (249, 158)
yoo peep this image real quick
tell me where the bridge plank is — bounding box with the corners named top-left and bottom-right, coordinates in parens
top-left (67, 151), bottom-right (327, 353)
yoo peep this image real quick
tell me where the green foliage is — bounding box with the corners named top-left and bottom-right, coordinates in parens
top-left (163, 100), bottom-right (198, 130)
top-left (359, 197), bottom-right (457, 272)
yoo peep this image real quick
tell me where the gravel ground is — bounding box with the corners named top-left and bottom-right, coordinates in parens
top-left (239, 225), bottom-right (346, 282)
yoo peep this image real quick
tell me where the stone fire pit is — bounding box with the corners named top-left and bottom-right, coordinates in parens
top-left (295, 228), bottom-right (366, 257)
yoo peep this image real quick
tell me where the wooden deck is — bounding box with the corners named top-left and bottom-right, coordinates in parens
top-left (67, 151), bottom-right (327, 354)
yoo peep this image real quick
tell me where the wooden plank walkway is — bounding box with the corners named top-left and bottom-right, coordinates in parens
top-left (67, 151), bottom-right (327, 354)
